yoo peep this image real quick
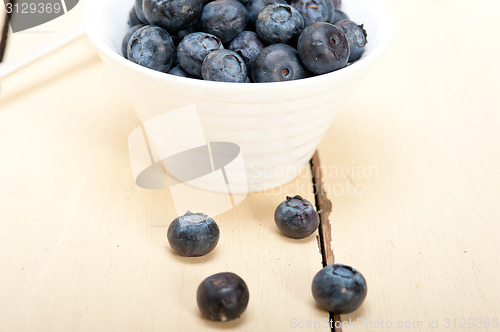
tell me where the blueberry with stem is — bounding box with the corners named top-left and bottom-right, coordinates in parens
top-left (335, 19), bottom-right (367, 62)
top-left (312, 264), bottom-right (367, 314)
top-left (167, 211), bottom-right (220, 257)
top-left (201, 49), bottom-right (248, 83)
top-left (274, 195), bottom-right (319, 238)
top-left (127, 25), bottom-right (175, 73)
top-left (256, 4), bottom-right (304, 45)
top-left (297, 22), bottom-right (349, 74)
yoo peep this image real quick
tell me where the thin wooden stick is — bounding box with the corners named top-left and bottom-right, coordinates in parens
top-left (310, 151), bottom-right (342, 332)
top-left (0, 1), bottom-right (13, 62)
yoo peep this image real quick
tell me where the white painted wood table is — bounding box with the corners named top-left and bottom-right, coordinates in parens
top-left (1, 1), bottom-right (499, 331)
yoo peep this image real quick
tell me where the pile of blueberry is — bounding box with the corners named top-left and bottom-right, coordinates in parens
top-left (166, 195), bottom-right (367, 321)
top-left (123, 0), bottom-right (367, 82)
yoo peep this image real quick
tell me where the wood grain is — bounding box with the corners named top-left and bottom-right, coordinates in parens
top-left (311, 152), bottom-right (342, 332)
top-left (2, 0), bottom-right (500, 331)
top-left (311, 152), bottom-right (334, 268)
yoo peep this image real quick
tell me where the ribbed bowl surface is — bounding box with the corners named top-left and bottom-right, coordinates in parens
top-left (85, 0), bottom-right (393, 192)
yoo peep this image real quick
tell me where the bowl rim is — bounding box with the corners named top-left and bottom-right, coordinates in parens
top-left (84, 0), bottom-right (394, 91)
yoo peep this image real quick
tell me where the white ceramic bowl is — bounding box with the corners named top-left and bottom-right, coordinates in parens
top-left (84, 0), bottom-right (393, 192)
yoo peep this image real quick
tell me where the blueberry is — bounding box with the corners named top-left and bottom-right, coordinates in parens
top-left (127, 25), bottom-right (175, 73)
top-left (143, 0), bottom-right (203, 32)
top-left (201, 49), bottom-right (247, 82)
top-left (246, 0), bottom-right (286, 25)
top-left (289, 0), bottom-right (334, 27)
top-left (331, 9), bottom-right (349, 24)
top-left (256, 4), bottom-right (304, 45)
top-left (168, 65), bottom-right (193, 78)
top-left (177, 32), bottom-right (223, 78)
top-left (252, 44), bottom-right (307, 83)
top-left (128, 6), bottom-right (142, 27)
top-left (201, 0), bottom-right (249, 43)
top-left (297, 22), bottom-right (349, 74)
top-left (273, 195), bottom-right (319, 238)
top-left (311, 264), bottom-right (367, 314)
top-left (171, 21), bottom-right (202, 44)
top-left (166, 211), bottom-right (220, 257)
top-left (134, 0), bottom-right (149, 24)
top-left (335, 20), bottom-right (367, 62)
top-left (229, 31), bottom-right (264, 69)
top-left (197, 272), bottom-right (249, 321)
top-left (122, 24), bottom-right (144, 58)
top-left (333, 0), bottom-right (341, 9)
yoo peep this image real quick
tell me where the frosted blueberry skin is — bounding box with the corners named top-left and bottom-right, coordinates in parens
top-left (128, 6), bottom-right (142, 27)
top-left (312, 264), bottom-right (367, 314)
top-left (166, 211), bottom-right (220, 257)
top-left (168, 65), bottom-right (193, 78)
top-left (334, 19), bottom-right (367, 62)
top-left (122, 24), bottom-right (145, 58)
top-left (252, 44), bottom-right (307, 82)
top-left (177, 32), bottom-right (223, 77)
top-left (143, 0), bottom-right (204, 32)
top-left (134, 0), bottom-right (149, 24)
top-left (331, 9), bottom-right (349, 24)
top-left (171, 21), bottom-right (203, 44)
top-left (197, 272), bottom-right (250, 322)
top-left (273, 195), bottom-right (319, 238)
top-left (246, 0), bottom-right (287, 25)
top-left (297, 22), bottom-right (349, 74)
top-left (333, 0), bottom-right (341, 9)
top-left (201, 49), bottom-right (248, 83)
top-left (289, 0), bottom-right (334, 27)
top-left (229, 31), bottom-right (264, 69)
top-left (256, 4), bottom-right (304, 45)
top-left (201, 0), bottom-right (249, 43)
top-left (127, 25), bottom-right (175, 73)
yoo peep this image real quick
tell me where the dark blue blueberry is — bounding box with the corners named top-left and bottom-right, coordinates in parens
top-left (127, 25), bottom-right (175, 73)
top-left (134, 0), bottom-right (149, 24)
top-left (229, 31), bottom-right (264, 69)
top-left (252, 44), bottom-right (307, 83)
top-left (335, 20), bottom-right (367, 62)
top-left (177, 32), bottom-right (223, 77)
top-left (128, 6), bottom-right (142, 27)
top-left (171, 21), bottom-right (202, 44)
top-left (168, 65), bottom-right (193, 78)
top-left (289, 0), bottom-right (334, 27)
top-left (256, 4), bottom-right (304, 45)
top-left (201, 0), bottom-right (249, 43)
top-left (245, 0), bottom-right (286, 25)
top-left (143, 0), bottom-right (203, 32)
top-left (312, 264), bottom-right (367, 314)
top-left (297, 22), bottom-right (349, 74)
top-left (122, 24), bottom-right (144, 58)
top-left (166, 211), bottom-right (220, 257)
top-left (201, 49), bottom-right (247, 82)
top-left (197, 272), bottom-right (249, 321)
top-left (273, 195), bottom-right (319, 238)
top-left (331, 9), bottom-right (349, 24)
